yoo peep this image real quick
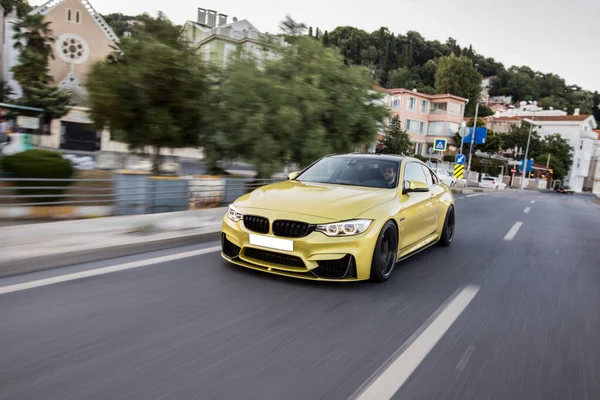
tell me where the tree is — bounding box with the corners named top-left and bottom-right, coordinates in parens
top-left (378, 116), bottom-right (411, 155)
top-left (17, 82), bottom-right (71, 120)
top-left (539, 133), bottom-right (573, 179)
top-left (435, 55), bottom-right (482, 114)
top-left (535, 153), bottom-right (567, 181)
top-left (478, 130), bottom-right (503, 155)
top-left (502, 123), bottom-right (542, 160)
top-left (322, 30), bottom-right (329, 47)
top-left (1, 0), bottom-right (32, 17)
top-left (279, 15), bottom-right (307, 37)
top-left (13, 14), bottom-right (55, 60)
top-left (102, 13), bottom-right (137, 38)
top-left (308, 27), bottom-right (313, 37)
top-left (11, 13), bottom-right (71, 125)
top-left (218, 26), bottom-right (388, 177)
top-left (87, 19), bottom-right (214, 174)
top-left (133, 12), bottom-right (183, 47)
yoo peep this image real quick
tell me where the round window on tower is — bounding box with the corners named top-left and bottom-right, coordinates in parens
top-left (56, 34), bottom-right (89, 64)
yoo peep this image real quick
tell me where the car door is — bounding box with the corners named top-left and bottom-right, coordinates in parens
top-left (398, 161), bottom-right (437, 252)
top-left (422, 164), bottom-right (444, 229)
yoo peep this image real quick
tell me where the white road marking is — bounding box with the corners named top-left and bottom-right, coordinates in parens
top-left (524, 207), bottom-right (531, 213)
top-left (0, 246), bottom-right (221, 295)
top-left (456, 345), bottom-right (476, 371)
top-left (353, 285), bottom-right (480, 400)
top-left (466, 194), bottom-right (484, 198)
top-left (504, 222), bottom-right (523, 241)
top-left (530, 200), bottom-right (536, 204)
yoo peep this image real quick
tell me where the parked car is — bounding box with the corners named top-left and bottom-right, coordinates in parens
top-left (479, 177), bottom-right (506, 190)
top-left (554, 185), bottom-right (574, 194)
top-left (435, 168), bottom-right (457, 187)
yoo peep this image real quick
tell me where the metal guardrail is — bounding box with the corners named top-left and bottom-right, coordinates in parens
top-left (0, 177), bottom-right (285, 210)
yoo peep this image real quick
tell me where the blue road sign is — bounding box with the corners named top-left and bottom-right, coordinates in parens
top-left (434, 138), bottom-right (447, 152)
top-left (520, 159), bottom-right (534, 173)
top-left (463, 127), bottom-right (488, 145)
top-left (455, 154), bottom-right (466, 165)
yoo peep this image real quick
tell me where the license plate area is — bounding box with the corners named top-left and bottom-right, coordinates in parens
top-left (248, 234), bottom-right (293, 252)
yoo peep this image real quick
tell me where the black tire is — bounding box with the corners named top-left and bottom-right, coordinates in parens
top-left (369, 221), bottom-right (399, 282)
top-left (438, 206), bottom-right (455, 247)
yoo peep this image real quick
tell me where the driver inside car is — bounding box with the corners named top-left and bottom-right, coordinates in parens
top-left (382, 166), bottom-right (396, 187)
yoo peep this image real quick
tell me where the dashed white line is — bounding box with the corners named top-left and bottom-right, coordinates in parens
top-left (456, 345), bottom-right (476, 371)
top-left (466, 194), bottom-right (484, 198)
top-left (0, 246), bottom-right (222, 295)
top-left (504, 222), bottom-right (523, 241)
top-left (530, 200), bottom-right (536, 204)
top-left (524, 207), bottom-right (531, 213)
top-left (353, 285), bottom-right (481, 400)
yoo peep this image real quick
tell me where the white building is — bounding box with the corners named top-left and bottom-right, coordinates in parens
top-left (585, 130), bottom-right (600, 194)
top-left (522, 113), bottom-right (598, 192)
top-left (180, 8), bottom-right (284, 68)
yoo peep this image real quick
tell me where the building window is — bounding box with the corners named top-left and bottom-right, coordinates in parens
top-left (405, 119), bottom-right (425, 134)
top-left (407, 97), bottom-right (416, 111)
top-left (76, 11), bottom-right (81, 23)
top-left (428, 121), bottom-right (445, 135)
top-left (414, 142), bottom-right (425, 156)
top-left (432, 102), bottom-right (447, 113)
top-left (390, 95), bottom-right (401, 110)
top-left (420, 100), bottom-right (429, 114)
top-left (448, 102), bottom-right (462, 116)
top-left (580, 140), bottom-right (583, 150)
top-left (56, 34), bottom-right (90, 64)
top-left (66, 8), bottom-right (72, 21)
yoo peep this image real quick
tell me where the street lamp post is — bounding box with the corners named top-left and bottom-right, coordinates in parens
top-left (520, 101), bottom-right (537, 190)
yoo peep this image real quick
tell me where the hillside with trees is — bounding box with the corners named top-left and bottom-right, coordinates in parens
top-left (312, 25), bottom-right (598, 120)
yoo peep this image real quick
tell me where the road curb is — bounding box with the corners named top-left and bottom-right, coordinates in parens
top-left (0, 231), bottom-right (221, 279)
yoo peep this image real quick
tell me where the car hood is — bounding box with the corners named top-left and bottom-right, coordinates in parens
top-left (234, 180), bottom-right (397, 221)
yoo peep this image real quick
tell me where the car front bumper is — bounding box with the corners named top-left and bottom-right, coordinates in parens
top-left (221, 214), bottom-right (380, 282)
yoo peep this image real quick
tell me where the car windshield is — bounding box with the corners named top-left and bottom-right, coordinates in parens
top-left (296, 157), bottom-right (400, 188)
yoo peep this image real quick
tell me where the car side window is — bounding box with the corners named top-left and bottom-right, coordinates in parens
top-left (404, 162), bottom-right (428, 185)
top-left (423, 166), bottom-right (438, 186)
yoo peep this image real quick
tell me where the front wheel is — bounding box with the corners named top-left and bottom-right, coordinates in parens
top-left (370, 221), bottom-right (399, 282)
top-left (438, 206), bottom-right (455, 247)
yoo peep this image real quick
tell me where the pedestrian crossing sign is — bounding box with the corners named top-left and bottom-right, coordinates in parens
top-left (434, 138), bottom-right (447, 152)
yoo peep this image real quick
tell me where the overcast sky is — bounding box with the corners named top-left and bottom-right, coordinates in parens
top-left (33, 0), bottom-right (600, 92)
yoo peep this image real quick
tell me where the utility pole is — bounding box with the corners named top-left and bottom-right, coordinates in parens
top-left (546, 153), bottom-right (551, 168)
top-left (465, 101), bottom-right (479, 187)
top-left (520, 109), bottom-right (536, 190)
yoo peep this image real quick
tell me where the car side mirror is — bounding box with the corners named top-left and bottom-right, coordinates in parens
top-left (287, 171), bottom-right (300, 180)
top-left (403, 180), bottom-right (430, 194)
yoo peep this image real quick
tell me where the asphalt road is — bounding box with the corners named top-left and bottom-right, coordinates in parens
top-left (1, 191), bottom-right (599, 400)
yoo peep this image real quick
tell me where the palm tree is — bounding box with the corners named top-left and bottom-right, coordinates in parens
top-left (1, 0), bottom-right (33, 17)
top-left (13, 14), bottom-right (55, 61)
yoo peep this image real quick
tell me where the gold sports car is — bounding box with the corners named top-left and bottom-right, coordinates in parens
top-left (221, 153), bottom-right (455, 282)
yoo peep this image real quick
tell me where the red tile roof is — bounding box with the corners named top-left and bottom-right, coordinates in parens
top-left (490, 117), bottom-right (521, 122)
top-left (523, 115), bottom-right (593, 122)
top-left (593, 129), bottom-right (600, 139)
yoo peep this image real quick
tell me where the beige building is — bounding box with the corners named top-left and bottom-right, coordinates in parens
top-left (28, 0), bottom-right (119, 106)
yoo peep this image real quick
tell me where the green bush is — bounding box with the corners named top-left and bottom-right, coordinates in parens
top-left (1, 149), bottom-right (75, 203)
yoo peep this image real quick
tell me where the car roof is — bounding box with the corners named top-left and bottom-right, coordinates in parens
top-left (327, 153), bottom-right (408, 163)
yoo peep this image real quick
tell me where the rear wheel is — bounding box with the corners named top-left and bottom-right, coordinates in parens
top-left (369, 221), bottom-right (398, 282)
top-left (438, 206), bottom-right (455, 247)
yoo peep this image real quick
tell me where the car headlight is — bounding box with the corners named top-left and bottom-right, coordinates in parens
top-left (226, 204), bottom-right (243, 222)
top-left (315, 219), bottom-right (372, 237)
